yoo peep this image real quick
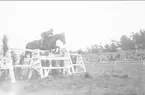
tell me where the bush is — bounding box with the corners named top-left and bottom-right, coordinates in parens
top-left (83, 72), bottom-right (92, 79)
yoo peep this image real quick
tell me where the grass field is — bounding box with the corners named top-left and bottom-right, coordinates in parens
top-left (0, 55), bottom-right (145, 95)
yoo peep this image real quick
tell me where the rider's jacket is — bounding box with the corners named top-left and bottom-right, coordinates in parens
top-left (41, 30), bottom-right (53, 39)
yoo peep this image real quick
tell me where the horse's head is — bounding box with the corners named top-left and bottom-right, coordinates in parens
top-left (55, 33), bottom-right (66, 45)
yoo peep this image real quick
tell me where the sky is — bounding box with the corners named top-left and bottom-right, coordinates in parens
top-left (0, 1), bottom-right (145, 51)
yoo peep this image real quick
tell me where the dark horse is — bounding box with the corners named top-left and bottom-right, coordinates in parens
top-left (25, 33), bottom-right (66, 57)
top-left (23, 33), bottom-right (66, 79)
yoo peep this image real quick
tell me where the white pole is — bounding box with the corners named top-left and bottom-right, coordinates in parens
top-left (8, 50), bottom-right (16, 83)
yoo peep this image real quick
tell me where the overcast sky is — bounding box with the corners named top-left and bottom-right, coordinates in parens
top-left (0, 1), bottom-right (145, 51)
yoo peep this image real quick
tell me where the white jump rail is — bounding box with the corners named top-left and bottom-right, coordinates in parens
top-left (10, 48), bottom-right (35, 52)
top-left (14, 65), bottom-right (31, 68)
top-left (10, 48), bottom-right (50, 54)
top-left (42, 66), bottom-right (72, 69)
top-left (35, 56), bottom-right (69, 60)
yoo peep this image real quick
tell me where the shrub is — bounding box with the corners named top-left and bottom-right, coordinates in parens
top-left (83, 72), bottom-right (92, 79)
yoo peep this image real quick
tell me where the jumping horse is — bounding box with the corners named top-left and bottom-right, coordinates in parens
top-left (24, 33), bottom-right (66, 79)
top-left (25, 33), bottom-right (66, 57)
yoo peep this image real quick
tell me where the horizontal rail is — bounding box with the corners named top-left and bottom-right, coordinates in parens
top-left (42, 66), bottom-right (71, 69)
top-left (69, 53), bottom-right (80, 56)
top-left (0, 67), bottom-right (9, 69)
top-left (10, 48), bottom-right (34, 52)
top-left (35, 56), bottom-right (69, 60)
top-left (49, 54), bottom-right (65, 57)
top-left (72, 64), bottom-right (84, 66)
top-left (10, 48), bottom-right (48, 53)
top-left (14, 65), bottom-right (31, 67)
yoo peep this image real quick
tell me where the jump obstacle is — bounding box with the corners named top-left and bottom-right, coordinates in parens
top-left (0, 48), bottom-right (86, 83)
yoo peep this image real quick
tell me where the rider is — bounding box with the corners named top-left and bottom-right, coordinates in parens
top-left (40, 29), bottom-right (54, 49)
top-left (41, 29), bottom-right (53, 40)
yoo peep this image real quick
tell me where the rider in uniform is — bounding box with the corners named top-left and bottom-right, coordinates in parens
top-left (40, 29), bottom-right (53, 49)
top-left (41, 29), bottom-right (53, 40)
top-left (41, 29), bottom-right (67, 54)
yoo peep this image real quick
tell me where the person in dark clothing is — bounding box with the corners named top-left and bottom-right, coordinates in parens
top-left (40, 29), bottom-right (53, 49)
top-left (41, 29), bottom-right (53, 40)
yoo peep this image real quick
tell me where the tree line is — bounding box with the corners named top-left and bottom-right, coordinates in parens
top-left (1, 29), bottom-right (145, 54)
top-left (76, 29), bottom-right (145, 54)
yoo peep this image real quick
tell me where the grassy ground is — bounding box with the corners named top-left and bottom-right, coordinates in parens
top-left (0, 61), bottom-right (145, 95)
top-left (0, 68), bottom-right (145, 95)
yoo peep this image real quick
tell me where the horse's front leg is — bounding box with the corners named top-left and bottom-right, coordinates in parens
top-left (53, 46), bottom-right (60, 54)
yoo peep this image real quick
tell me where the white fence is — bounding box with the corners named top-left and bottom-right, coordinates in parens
top-left (0, 48), bottom-right (86, 83)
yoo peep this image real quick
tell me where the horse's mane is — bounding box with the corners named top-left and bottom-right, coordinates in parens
top-left (46, 33), bottom-right (63, 41)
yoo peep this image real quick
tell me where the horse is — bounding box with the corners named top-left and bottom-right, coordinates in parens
top-left (24, 33), bottom-right (66, 79)
top-left (25, 33), bottom-right (66, 58)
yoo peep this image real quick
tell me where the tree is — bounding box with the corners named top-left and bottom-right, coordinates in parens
top-left (91, 44), bottom-right (100, 53)
top-left (85, 44), bottom-right (100, 53)
top-left (131, 29), bottom-right (145, 49)
top-left (98, 43), bottom-right (105, 52)
top-left (2, 35), bottom-right (8, 56)
top-left (110, 43), bottom-right (118, 52)
top-left (119, 35), bottom-right (134, 50)
top-left (86, 46), bottom-right (92, 53)
top-left (83, 29), bottom-right (145, 52)
top-left (104, 44), bottom-right (111, 52)
top-left (103, 43), bottom-right (118, 52)
top-left (77, 49), bottom-right (85, 54)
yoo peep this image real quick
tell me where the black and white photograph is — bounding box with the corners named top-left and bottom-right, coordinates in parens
top-left (0, 1), bottom-right (145, 95)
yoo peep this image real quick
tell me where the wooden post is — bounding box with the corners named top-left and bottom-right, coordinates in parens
top-left (36, 50), bottom-right (44, 78)
top-left (67, 54), bottom-right (74, 75)
top-left (79, 54), bottom-right (86, 73)
top-left (44, 60), bottom-right (51, 78)
top-left (9, 67), bottom-right (16, 83)
top-left (7, 50), bottom-right (16, 83)
top-left (28, 69), bottom-right (33, 80)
